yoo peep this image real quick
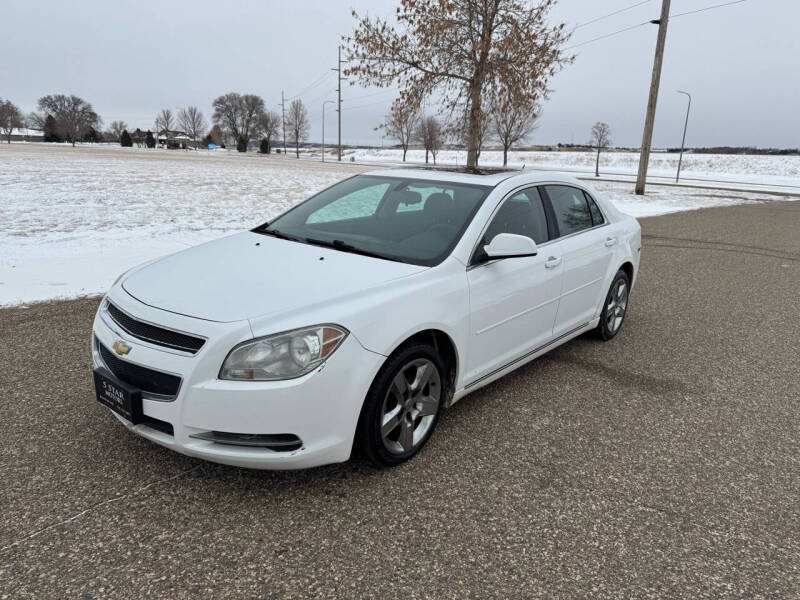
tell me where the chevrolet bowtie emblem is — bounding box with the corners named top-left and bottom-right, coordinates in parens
top-left (112, 340), bottom-right (132, 356)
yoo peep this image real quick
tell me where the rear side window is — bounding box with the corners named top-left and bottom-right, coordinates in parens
top-left (544, 185), bottom-right (593, 237)
top-left (584, 192), bottom-right (605, 225)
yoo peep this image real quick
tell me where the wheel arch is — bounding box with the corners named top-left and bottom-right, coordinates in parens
top-left (388, 329), bottom-right (459, 405)
top-left (619, 260), bottom-right (635, 287)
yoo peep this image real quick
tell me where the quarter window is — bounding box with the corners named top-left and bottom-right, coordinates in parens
top-left (483, 187), bottom-right (549, 246)
top-left (545, 185), bottom-right (593, 237)
top-left (585, 192), bottom-right (605, 226)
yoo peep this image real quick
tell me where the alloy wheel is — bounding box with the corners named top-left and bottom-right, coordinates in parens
top-left (606, 278), bottom-right (628, 334)
top-left (380, 358), bottom-right (441, 455)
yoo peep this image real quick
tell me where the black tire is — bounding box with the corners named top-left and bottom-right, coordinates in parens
top-left (595, 269), bottom-right (631, 341)
top-left (357, 344), bottom-right (446, 468)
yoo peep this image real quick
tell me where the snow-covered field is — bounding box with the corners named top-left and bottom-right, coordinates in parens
top-left (1, 143), bottom-right (796, 306)
top-left (349, 148), bottom-right (800, 189)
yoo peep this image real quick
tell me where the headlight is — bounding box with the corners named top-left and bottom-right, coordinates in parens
top-left (219, 324), bottom-right (348, 381)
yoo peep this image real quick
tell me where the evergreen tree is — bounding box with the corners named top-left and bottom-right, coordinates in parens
top-left (82, 126), bottom-right (102, 143)
top-left (145, 130), bottom-right (156, 148)
top-left (236, 137), bottom-right (247, 153)
top-left (43, 114), bottom-right (61, 142)
top-left (259, 138), bottom-right (270, 154)
top-left (120, 129), bottom-right (133, 147)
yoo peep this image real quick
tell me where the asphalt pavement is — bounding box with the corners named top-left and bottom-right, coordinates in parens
top-left (1, 199), bottom-right (799, 599)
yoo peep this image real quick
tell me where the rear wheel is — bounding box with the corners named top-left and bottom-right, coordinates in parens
top-left (596, 270), bottom-right (630, 341)
top-left (358, 344), bottom-right (445, 467)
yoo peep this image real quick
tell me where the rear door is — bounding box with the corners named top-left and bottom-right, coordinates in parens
top-left (541, 185), bottom-right (614, 337)
top-left (465, 187), bottom-right (562, 383)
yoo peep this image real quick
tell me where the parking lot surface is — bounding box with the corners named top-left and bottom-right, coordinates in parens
top-left (1, 199), bottom-right (799, 598)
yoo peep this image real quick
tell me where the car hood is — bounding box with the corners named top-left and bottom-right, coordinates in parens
top-left (122, 232), bottom-right (427, 322)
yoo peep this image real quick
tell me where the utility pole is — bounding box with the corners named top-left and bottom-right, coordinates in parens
top-left (332, 45), bottom-right (345, 161)
top-left (676, 90), bottom-right (691, 183)
top-left (634, 0), bottom-right (671, 195)
top-left (279, 91), bottom-right (287, 156)
top-left (322, 100), bottom-right (335, 162)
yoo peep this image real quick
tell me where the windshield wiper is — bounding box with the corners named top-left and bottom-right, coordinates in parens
top-left (253, 227), bottom-right (299, 242)
top-left (303, 238), bottom-right (403, 262)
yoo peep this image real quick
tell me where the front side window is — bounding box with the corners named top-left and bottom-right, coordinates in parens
top-left (545, 185), bottom-right (594, 237)
top-left (482, 187), bottom-right (549, 247)
top-left (261, 175), bottom-right (491, 266)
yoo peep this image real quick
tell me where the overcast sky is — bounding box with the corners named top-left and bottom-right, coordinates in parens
top-left (2, 0), bottom-right (798, 148)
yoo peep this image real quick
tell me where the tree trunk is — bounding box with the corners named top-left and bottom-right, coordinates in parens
top-left (402, 146), bottom-right (407, 162)
top-left (465, 81), bottom-right (483, 168)
top-left (595, 146), bottom-right (600, 177)
top-left (503, 146), bottom-right (508, 167)
top-left (425, 149), bottom-right (429, 164)
top-left (295, 140), bottom-right (299, 158)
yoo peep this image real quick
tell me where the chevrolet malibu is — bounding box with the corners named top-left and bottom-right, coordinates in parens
top-left (92, 168), bottom-right (641, 469)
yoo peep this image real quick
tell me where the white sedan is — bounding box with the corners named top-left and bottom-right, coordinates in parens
top-left (92, 168), bottom-right (641, 469)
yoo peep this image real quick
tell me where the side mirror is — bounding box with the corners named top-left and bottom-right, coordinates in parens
top-left (482, 233), bottom-right (538, 260)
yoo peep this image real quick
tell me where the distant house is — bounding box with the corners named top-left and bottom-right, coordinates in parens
top-left (156, 129), bottom-right (196, 149)
top-left (5, 127), bottom-right (44, 142)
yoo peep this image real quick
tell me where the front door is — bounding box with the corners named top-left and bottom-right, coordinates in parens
top-left (466, 187), bottom-right (562, 383)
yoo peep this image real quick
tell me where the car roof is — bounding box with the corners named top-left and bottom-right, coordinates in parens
top-left (363, 167), bottom-right (584, 188)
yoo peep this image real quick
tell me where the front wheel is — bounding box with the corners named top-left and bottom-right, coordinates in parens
top-left (357, 344), bottom-right (445, 467)
top-left (595, 270), bottom-right (630, 341)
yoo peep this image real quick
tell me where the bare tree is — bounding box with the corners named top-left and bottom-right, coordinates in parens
top-left (212, 92), bottom-right (266, 152)
top-left (107, 120), bottom-right (128, 142)
top-left (344, 0), bottom-right (570, 168)
top-left (415, 116), bottom-right (443, 165)
top-left (590, 122), bottom-right (611, 177)
top-left (0, 99), bottom-right (24, 143)
top-left (492, 102), bottom-right (539, 166)
top-left (155, 108), bottom-right (174, 135)
top-left (177, 106), bottom-right (207, 147)
top-left (285, 99), bottom-right (309, 158)
top-left (382, 103), bottom-right (419, 162)
top-left (30, 94), bottom-right (101, 147)
top-left (208, 124), bottom-right (224, 146)
top-left (258, 110), bottom-right (281, 154)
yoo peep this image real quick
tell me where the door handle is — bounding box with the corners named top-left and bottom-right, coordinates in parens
top-left (545, 256), bottom-right (562, 269)
top-left (604, 236), bottom-right (617, 247)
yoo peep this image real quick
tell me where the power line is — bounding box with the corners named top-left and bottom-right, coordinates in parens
top-left (564, 20), bottom-right (650, 50)
top-left (288, 70), bottom-right (334, 100)
top-left (565, 0), bottom-right (748, 51)
top-left (573, 0), bottom-right (652, 30)
top-left (670, 0), bottom-right (746, 19)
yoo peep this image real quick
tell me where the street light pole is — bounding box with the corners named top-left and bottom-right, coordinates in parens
top-left (322, 100), bottom-right (335, 162)
top-left (676, 90), bottom-right (691, 183)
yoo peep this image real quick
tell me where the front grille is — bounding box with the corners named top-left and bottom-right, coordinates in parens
top-left (97, 338), bottom-right (182, 397)
top-left (106, 301), bottom-right (205, 354)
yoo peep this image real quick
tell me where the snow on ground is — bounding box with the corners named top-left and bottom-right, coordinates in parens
top-left (349, 148), bottom-right (800, 189)
top-left (1, 143), bottom-right (796, 306)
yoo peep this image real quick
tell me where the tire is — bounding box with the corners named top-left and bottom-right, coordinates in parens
top-left (595, 269), bottom-right (631, 341)
top-left (357, 344), bottom-right (446, 467)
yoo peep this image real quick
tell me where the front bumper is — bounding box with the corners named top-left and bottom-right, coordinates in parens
top-left (92, 288), bottom-right (385, 470)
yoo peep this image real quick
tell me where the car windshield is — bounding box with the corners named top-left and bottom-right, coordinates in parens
top-left (258, 175), bottom-right (491, 266)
